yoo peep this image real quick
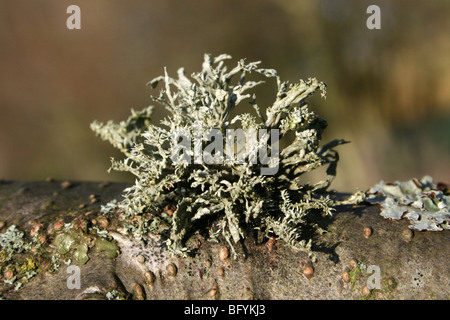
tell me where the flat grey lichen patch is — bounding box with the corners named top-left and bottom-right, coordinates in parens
top-left (366, 176), bottom-right (450, 231)
top-left (110, 231), bottom-right (171, 276)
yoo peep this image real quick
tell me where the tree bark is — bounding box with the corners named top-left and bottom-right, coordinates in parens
top-left (0, 180), bottom-right (448, 300)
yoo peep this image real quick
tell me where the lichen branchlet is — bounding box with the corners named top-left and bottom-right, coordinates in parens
top-left (91, 54), bottom-right (348, 259)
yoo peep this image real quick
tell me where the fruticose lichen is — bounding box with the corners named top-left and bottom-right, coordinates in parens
top-left (366, 176), bottom-right (450, 231)
top-left (91, 54), bottom-right (348, 258)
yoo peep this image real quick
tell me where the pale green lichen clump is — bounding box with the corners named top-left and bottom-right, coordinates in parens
top-left (91, 54), bottom-right (348, 258)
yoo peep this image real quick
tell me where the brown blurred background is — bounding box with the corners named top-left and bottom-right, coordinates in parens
top-left (0, 0), bottom-right (449, 192)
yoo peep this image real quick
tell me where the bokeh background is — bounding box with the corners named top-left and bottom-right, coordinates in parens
top-left (0, 0), bottom-right (449, 192)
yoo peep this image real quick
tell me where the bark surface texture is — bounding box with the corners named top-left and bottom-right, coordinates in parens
top-left (0, 180), bottom-right (448, 300)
